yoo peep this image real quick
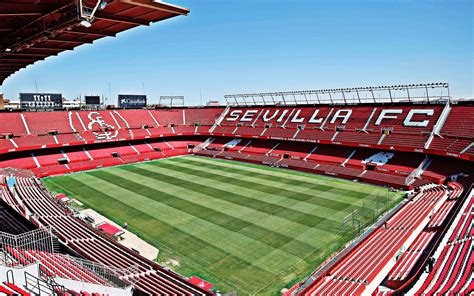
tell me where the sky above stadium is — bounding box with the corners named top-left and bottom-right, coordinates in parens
top-left (1, 0), bottom-right (472, 105)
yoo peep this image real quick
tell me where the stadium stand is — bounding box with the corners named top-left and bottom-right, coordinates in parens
top-left (0, 103), bottom-right (471, 159)
top-left (0, 202), bottom-right (34, 235)
top-left (412, 184), bottom-right (473, 295)
top-left (0, 100), bottom-right (472, 295)
top-left (0, 176), bottom-right (209, 295)
top-left (298, 185), bottom-right (453, 295)
top-left (0, 282), bottom-right (31, 296)
top-left (387, 231), bottom-right (436, 283)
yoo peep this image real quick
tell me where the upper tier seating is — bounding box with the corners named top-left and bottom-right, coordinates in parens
top-left (13, 135), bottom-right (56, 148)
top-left (174, 125), bottom-right (197, 134)
top-left (23, 112), bottom-right (73, 135)
top-left (425, 105), bottom-right (474, 155)
top-left (150, 109), bottom-right (184, 126)
top-left (0, 104), bottom-right (471, 163)
top-left (0, 113), bottom-right (28, 135)
top-left (215, 104), bottom-right (473, 155)
top-left (234, 126), bottom-right (265, 137)
top-left (439, 105), bottom-right (474, 138)
top-left (432, 137), bottom-right (473, 156)
top-left (184, 108), bottom-right (223, 126)
top-left (221, 105), bottom-right (443, 134)
top-left (333, 131), bottom-right (382, 145)
top-left (113, 110), bottom-right (156, 128)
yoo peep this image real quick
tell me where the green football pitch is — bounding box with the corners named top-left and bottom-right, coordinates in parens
top-left (43, 156), bottom-right (403, 295)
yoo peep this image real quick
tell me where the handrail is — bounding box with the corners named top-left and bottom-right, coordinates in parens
top-left (24, 271), bottom-right (55, 296)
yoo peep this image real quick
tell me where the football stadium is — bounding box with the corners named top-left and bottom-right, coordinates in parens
top-left (0, 1), bottom-right (472, 296)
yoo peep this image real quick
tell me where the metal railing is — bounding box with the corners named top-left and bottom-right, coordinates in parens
top-left (24, 271), bottom-right (57, 296)
top-left (64, 254), bottom-right (138, 288)
top-left (0, 228), bottom-right (56, 267)
top-left (224, 83), bottom-right (451, 106)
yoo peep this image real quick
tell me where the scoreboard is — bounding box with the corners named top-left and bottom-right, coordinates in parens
top-left (118, 94), bottom-right (147, 109)
top-left (20, 93), bottom-right (63, 110)
top-left (85, 95), bottom-right (101, 105)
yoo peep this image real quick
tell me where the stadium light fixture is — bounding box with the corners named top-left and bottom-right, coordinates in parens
top-left (79, 0), bottom-right (105, 26)
top-left (99, 0), bottom-right (108, 10)
top-left (80, 20), bottom-right (92, 27)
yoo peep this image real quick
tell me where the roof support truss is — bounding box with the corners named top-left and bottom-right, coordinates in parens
top-left (224, 83), bottom-right (451, 106)
top-left (95, 11), bottom-right (150, 26)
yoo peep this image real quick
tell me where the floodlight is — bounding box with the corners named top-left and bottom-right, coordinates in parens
top-left (80, 20), bottom-right (92, 27)
top-left (99, 0), bottom-right (108, 10)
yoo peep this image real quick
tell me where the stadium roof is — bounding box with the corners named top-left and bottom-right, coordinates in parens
top-left (0, 0), bottom-right (189, 85)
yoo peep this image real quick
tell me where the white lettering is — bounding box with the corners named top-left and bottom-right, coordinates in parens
top-left (375, 109), bottom-right (403, 125)
top-left (277, 109), bottom-right (289, 122)
top-left (403, 109), bottom-right (434, 127)
top-left (262, 109), bottom-right (279, 122)
top-left (290, 109), bottom-right (305, 123)
top-left (308, 110), bottom-right (323, 124)
top-left (241, 110), bottom-right (258, 122)
top-left (226, 110), bottom-right (242, 122)
top-left (330, 109), bottom-right (352, 124)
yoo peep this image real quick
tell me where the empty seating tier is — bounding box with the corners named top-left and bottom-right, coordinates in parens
top-left (1, 176), bottom-right (208, 295)
top-left (0, 103), bottom-right (471, 163)
top-left (300, 186), bottom-right (447, 295)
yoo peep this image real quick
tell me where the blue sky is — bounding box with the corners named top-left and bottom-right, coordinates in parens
top-left (1, 0), bottom-right (472, 105)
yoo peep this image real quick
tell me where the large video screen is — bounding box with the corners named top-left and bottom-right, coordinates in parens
top-left (85, 95), bottom-right (101, 105)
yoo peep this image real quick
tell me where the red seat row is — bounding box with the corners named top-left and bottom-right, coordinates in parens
top-left (300, 187), bottom-right (446, 295)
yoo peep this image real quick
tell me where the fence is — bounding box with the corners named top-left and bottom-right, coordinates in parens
top-left (0, 228), bottom-right (56, 267)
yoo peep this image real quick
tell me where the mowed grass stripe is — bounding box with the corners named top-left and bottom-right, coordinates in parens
top-left (130, 162), bottom-right (340, 230)
top-left (177, 157), bottom-right (372, 200)
top-left (105, 167), bottom-right (319, 257)
top-left (137, 161), bottom-right (345, 227)
top-left (189, 156), bottom-right (383, 194)
top-left (45, 177), bottom-right (267, 293)
top-left (108, 167), bottom-right (330, 249)
top-left (189, 155), bottom-right (357, 187)
top-left (148, 159), bottom-right (357, 213)
top-left (136, 161), bottom-right (342, 222)
top-left (116, 165), bottom-right (339, 245)
top-left (85, 171), bottom-right (305, 272)
top-left (169, 157), bottom-right (369, 207)
top-left (109, 169), bottom-right (341, 257)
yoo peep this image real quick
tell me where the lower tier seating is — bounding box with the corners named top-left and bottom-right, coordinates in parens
top-left (414, 189), bottom-right (473, 295)
top-left (1, 177), bottom-right (208, 295)
top-left (300, 186), bottom-right (448, 295)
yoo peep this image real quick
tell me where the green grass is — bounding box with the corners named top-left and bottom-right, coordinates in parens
top-left (43, 156), bottom-right (403, 295)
